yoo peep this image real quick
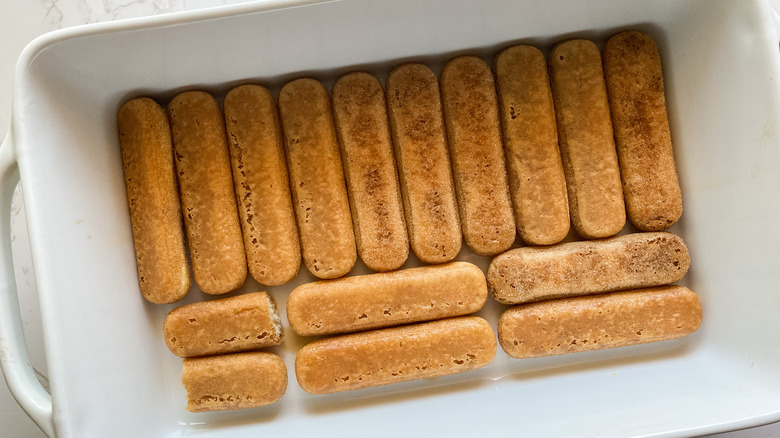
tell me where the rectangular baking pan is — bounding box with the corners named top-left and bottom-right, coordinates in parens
top-left (2, 0), bottom-right (780, 436)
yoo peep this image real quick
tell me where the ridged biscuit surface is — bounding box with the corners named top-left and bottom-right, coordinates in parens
top-left (603, 31), bottom-right (683, 231)
top-left (278, 78), bottom-right (356, 279)
top-left (498, 285), bottom-right (702, 358)
top-left (495, 46), bottom-right (570, 246)
top-left (169, 91), bottom-right (247, 294)
top-left (295, 316), bottom-right (496, 394)
top-left (440, 56), bottom-right (515, 255)
top-left (332, 72), bottom-right (409, 271)
top-left (386, 63), bottom-right (462, 264)
top-left (164, 291), bottom-right (282, 357)
top-left (287, 262), bottom-right (487, 336)
top-left (550, 40), bottom-right (625, 239)
top-left (182, 352), bottom-right (287, 412)
top-left (224, 84), bottom-right (301, 286)
top-left (118, 97), bottom-right (190, 304)
top-left (488, 232), bottom-right (689, 304)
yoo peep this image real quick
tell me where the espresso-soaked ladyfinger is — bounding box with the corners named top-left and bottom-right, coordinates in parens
top-left (224, 85), bottom-right (301, 286)
top-left (164, 292), bottom-right (282, 358)
top-left (278, 79), bottom-right (356, 279)
top-left (440, 56), bottom-right (516, 256)
top-left (118, 98), bottom-right (190, 304)
top-left (603, 31), bottom-right (683, 231)
top-left (487, 232), bottom-right (689, 305)
top-left (168, 91), bottom-right (247, 294)
top-left (494, 46), bottom-right (570, 246)
top-left (498, 285), bottom-right (702, 359)
top-left (287, 262), bottom-right (487, 336)
top-left (550, 40), bottom-right (626, 239)
top-left (332, 72), bottom-right (409, 272)
top-left (182, 351), bottom-right (287, 412)
top-left (295, 316), bottom-right (496, 394)
top-left (386, 64), bottom-right (462, 264)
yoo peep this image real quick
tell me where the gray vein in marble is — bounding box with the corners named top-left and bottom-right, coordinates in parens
top-left (41, 0), bottom-right (65, 26)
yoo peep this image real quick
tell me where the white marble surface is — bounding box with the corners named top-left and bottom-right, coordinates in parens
top-left (0, 0), bottom-right (778, 436)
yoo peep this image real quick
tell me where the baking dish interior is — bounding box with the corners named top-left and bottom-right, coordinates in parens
top-left (11, 0), bottom-right (780, 436)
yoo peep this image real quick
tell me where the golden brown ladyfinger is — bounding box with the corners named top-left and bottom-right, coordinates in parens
top-left (498, 285), bottom-right (702, 358)
top-left (603, 31), bottom-right (683, 231)
top-left (386, 63), bottom-right (462, 264)
top-left (278, 78), bottom-right (356, 279)
top-left (440, 56), bottom-right (516, 256)
top-left (182, 351), bottom-right (287, 412)
top-left (164, 292), bottom-right (282, 358)
top-left (224, 85), bottom-right (301, 286)
top-left (550, 40), bottom-right (626, 239)
top-left (168, 91), bottom-right (247, 294)
top-left (287, 262), bottom-right (487, 336)
top-left (332, 72), bottom-right (409, 272)
top-left (117, 98), bottom-right (190, 304)
top-left (295, 316), bottom-right (496, 394)
top-left (487, 232), bottom-right (689, 304)
top-left (494, 46), bottom-right (570, 246)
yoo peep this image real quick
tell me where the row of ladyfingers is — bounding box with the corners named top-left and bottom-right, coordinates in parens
top-left (164, 267), bottom-right (495, 412)
top-left (118, 30), bottom-right (681, 304)
top-left (168, 231), bottom-right (700, 411)
top-left (166, 263), bottom-right (494, 411)
top-left (181, 286), bottom-right (700, 412)
top-left (169, 292), bottom-right (290, 412)
top-left (179, 316), bottom-right (496, 412)
top-left (489, 232), bottom-right (700, 358)
top-left (183, 284), bottom-right (700, 412)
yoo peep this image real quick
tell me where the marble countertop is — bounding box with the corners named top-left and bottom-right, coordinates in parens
top-left (0, 1), bottom-right (778, 436)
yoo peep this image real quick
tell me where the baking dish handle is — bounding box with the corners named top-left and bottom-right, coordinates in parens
top-left (774, 6), bottom-right (780, 45)
top-left (0, 132), bottom-right (55, 437)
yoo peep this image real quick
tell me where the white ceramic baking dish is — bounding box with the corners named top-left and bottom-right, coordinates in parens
top-left (2, 0), bottom-right (780, 436)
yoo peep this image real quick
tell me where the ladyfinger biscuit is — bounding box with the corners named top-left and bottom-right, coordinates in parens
top-left (295, 316), bottom-right (496, 394)
top-left (487, 232), bottom-right (689, 305)
top-left (494, 46), bottom-right (570, 246)
top-left (117, 98), bottom-right (190, 304)
top-left (287, 262), bottom-right (487, 336)
top-left (164, 291), bottom-right (282, 358)
top-left (332, 72), bottom-right (409, 272)
top-left (440, 56), bottom-right (516, 256)
top-left (498, 285), bottom-right (702, 359)
top-left (169, 91), bottom-right (247, 294)
top-left (550, 40), bottom-right (626, 239)
top-left (224, 85), bottom-right (301, 286)
top-left (386, 64), bottom-right (462, 264)
top-left (182, 351), bottom-right (287, 412)
top-left (603, 31), bottom-right (683, 231)
top-left (278, 79), bottom-right (356, 279)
